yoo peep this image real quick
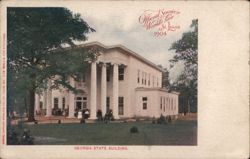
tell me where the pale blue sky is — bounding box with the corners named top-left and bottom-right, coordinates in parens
top-left (67, 2), bottom-right (195, 81)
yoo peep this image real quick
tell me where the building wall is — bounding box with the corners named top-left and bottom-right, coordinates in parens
top-left (127, 54), bottom-right (162, 117)
top-left (158, 91), bottom-right (179, 116)
top-left (99, 49), bottom-right (130, 117)
top-left (40, 46), bottom-right (174, 118)
top-left (135, 90), bottom-right (179, 118)
top-left (135, 90), bottom-right (159, 118)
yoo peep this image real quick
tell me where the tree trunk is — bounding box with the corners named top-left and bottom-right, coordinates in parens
top-left (27, 88), bottom-right (36, 122)
top-left (27, 74), bottom-right (36, 122)
top-left (187, 99), bottom-right (191, 115)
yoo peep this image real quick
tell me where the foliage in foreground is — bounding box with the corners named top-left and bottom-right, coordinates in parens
top-left (7, 128), bottom-right (34, 145)
top-left (7, 7), bottom-right (96, 122)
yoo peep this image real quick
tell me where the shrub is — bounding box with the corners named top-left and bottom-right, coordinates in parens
top-left (20, 129), bottom-right (34, 145)
top-left (152, 116), bottom-right (156, 124)
top-left (167, 116), bottom-right (172, 123)
top-left (157, 115), bottom-right (167, 124)
top-left (7, 128), bottom-right (34, 145)
top-left (130, 126), bottom-right (139, 133)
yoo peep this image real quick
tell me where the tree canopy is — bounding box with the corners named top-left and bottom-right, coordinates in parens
top-left (168, 19), bottom-right (198, 113)
top-left (7, 7), bottom-right (96, 121)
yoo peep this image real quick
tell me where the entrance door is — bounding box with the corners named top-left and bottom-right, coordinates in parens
top-left (75, 96), bottom-right (87, 110)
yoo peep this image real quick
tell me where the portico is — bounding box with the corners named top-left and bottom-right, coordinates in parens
top-left (35, 42), bottom-right (179, 119)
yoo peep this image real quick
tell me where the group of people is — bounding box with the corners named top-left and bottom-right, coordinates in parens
top-left (76, 109), bottom-right (90, 119)
top-left (52, 108), bottom-right (69, 116)
top-left (76, 109), bottom-right (114, 122)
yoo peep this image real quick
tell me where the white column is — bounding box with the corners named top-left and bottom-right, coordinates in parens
top-left (46, 80), bottom-right (52, 117)
top-left (43, 91), bottom-right (47, 109)
top-left (68, 77), bottom-right (75, 118)
top-left (90, 62), bottom-right (97, 119)
top-left (112, 63), bottom-right (119, 119)
top-left (35, 94), bottom-right (40, 115)
top-left (101, 63), bottom-right (107, 116)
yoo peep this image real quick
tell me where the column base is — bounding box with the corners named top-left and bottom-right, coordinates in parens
top-left (67, 115), bottom-right (75, 118)
top-left (89, 116), bottom-right (97, 120)
top-left (113, 116), bottom-right (120, 120)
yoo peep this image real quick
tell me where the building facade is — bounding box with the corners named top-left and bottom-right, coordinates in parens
top-left (35, 42), bottom-right (179, 119)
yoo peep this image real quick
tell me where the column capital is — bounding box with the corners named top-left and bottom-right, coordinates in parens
top-left (111, 62), bottom-right (119, 66)
top-left (98, 61), bottom-right (107, 67)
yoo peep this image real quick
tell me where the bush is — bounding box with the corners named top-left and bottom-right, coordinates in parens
top-left (152, 116), bottom-right (156, 124)
top-left (7, 128), bottom-right (34, 145)
top-left (157, 115), bottom-right (167, 124)
top-left (20, 129), bottom-right (34, 145)
top-left (136, 118), bottom-right (140, 122)
top-left (130, 126), bottom-right (139, 133)
top-left (167, 116), bottom-right (172, 123)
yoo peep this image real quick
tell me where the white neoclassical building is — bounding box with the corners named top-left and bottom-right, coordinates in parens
top-left (34, 42), bottom-right (179, 119)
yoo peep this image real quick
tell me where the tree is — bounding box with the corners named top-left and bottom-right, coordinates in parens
top-left (158, 65), bottom-right (170, 89)
top-left (7, 7), bottom-right (96, 122)
top-left (169, 19), bottom-right (198, 113)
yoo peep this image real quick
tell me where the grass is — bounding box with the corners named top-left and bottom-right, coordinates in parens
top-left (13, 120), bottom-right (197, 145)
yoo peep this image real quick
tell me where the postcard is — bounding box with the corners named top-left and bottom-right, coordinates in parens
top-left (0, 0), bottom-right (249, 159)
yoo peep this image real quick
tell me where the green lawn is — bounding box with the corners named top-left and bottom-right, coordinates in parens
top-left (14, 120), bottom-right (197, 145)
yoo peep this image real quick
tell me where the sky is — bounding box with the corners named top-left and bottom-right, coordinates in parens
top-left (67, 1), bottom-right (195, 81)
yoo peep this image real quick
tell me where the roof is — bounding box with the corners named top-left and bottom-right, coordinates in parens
top-left (78, 41), bottom-right (163, 72)
top-left (135, 87), bottom-right (180, 95)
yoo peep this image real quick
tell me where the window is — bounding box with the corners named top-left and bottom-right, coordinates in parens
top-left (142, 72), bottom-right (146, 84)
top-left (168, 97), bottom-right (171, 109)
top-left (54, 98), bottom-right (59, 109)
top-left (160, 97), bottom-right (163, 110)
top-left (167, 97), bottom-right (169, 110)
top-left (137, 70), bottom-right (140, 83)
top-left (153, 76), bottom-right (155, 87)
top-left (62, 97), bottom-right (65, 109)
top-left (119, 67), bottom-right (124, 80)
top-left (148, 74), bottom-right (150, 86)
top-left (163, 97), bottom-right (165, 111)
top-left (171, 99), bottom-right (173, 110)
top-left (174, 100), bottom-right (176, 110)
top-left (75, 96), bottom-right (87, 110)
top-left (107, 69), bottom-right (110, 81)
top-left (76, 97), bottom-right (82, 100)
top-left (142, 97), bottom-right (147, 110)
top-left (144, 73), bottom-right (147, 85)
top-left (118, 97), bottom-right (124, 115)
top-left (106, 97), bottom-right (110, 113)
top-left (141, 72), bottom-right (144, 84)
top-left (157, 78), bottom-right (159, 87)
